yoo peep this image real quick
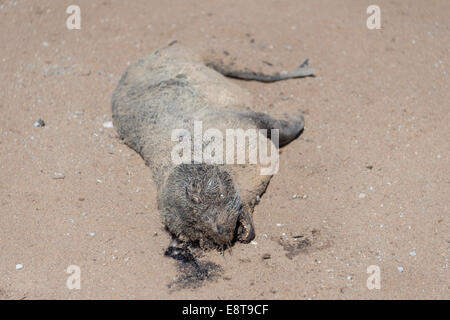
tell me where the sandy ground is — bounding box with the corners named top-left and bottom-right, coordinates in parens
top-left (0, 0), bottom-right (449, 299)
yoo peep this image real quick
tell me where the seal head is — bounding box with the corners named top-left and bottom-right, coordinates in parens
top-left (159, 164), bottom-right (242, 248)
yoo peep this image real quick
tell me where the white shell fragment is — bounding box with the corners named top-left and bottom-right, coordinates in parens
top-left (103, 121), bottom-right (114, 128)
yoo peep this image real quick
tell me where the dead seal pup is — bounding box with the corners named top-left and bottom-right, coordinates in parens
top-left (112, 41), bottom-right (314, 251)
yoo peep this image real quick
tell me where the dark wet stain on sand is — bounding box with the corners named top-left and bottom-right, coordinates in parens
top-left (165, 245), bottom-right (223, 290)
top-left (279, 236), bottom-right (312, 259)
top-left (278, 229), bottom-right (333, 259)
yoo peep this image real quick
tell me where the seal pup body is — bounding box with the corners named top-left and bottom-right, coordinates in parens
top-left (112, 43), bottom-right (313, 248)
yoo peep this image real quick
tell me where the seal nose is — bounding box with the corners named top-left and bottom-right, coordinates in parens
top-left (217, 224), bottom-right (225, 235)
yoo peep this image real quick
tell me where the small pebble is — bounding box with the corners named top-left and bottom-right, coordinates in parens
top-left (89, 232), bottom-right (95, 237)
top-left (409, 251), bottom-right (416, 257)
top-left (359, 193), bottom-right (366, 199)
top-left (53, 172), bottom-right (65, 180)
top-left (16, 264), bottom-right (23, 270)
top-left (397, 266), bottom-right (404, 272)
top-left (103, 121), bottom-right (113, 128)
top-left (33, 119), bottom-right (45, 127)
top-left (262, 253), bottom-right (271, 260)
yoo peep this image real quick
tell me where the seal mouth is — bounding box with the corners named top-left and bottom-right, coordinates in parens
top-left (235, 220), bottom-right (255, 243)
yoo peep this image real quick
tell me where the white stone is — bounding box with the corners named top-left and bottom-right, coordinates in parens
top-left (103, 121), bottom-right (114, 128)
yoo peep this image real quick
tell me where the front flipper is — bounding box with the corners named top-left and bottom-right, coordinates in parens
top-left (241, 111), bottom-right (304, 147)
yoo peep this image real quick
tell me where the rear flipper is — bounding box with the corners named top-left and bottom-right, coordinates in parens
top-left (241, 111), bottom-right (304, 147)
top-left (207, 59), bottom-right (315, 82)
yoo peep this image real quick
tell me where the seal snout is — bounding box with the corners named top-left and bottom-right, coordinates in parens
top-left (217, 224), bottom-right (226, 235)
